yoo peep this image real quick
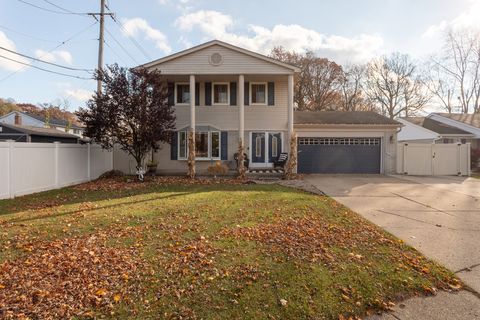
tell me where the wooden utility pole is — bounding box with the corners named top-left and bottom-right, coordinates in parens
top-left (88, 0), bottom-right (112, 94)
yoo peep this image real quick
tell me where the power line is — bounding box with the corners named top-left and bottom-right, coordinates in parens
top-left (105, 26), bottom-right (139, 64)
top-left (0, 24), bottom-right (60, 43)
top-left (42, 0), bottom-right (79, 14)
top-left (15, 0), bottom-right (88, 16)
top-left (103, 39), bottom-right (128, 65)
top-left (104, 4), bottom-right (151, 61)
top-left (0, 21), bottom-right (98, 82)
top-left (0, 46), bottom-right (93, 72)
top-left (0, 54), bottom-right (91, 80)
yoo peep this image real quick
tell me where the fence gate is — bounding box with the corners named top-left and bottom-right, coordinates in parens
top-left (397, 143), bottom-right (471, 176)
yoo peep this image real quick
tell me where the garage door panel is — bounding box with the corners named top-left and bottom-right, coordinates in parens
top-left (298, 138), bottom-right (381, 174)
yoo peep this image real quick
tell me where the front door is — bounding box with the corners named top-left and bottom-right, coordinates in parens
top-left (250, 132), bottom-right (282, 167)
top-left (251, 132), bottom-right (266, 165)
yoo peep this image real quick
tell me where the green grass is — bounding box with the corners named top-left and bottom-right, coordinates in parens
top-left (0, 178), bottom-right (458, 319)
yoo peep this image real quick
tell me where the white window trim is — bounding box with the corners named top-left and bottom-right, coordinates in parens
top-left (175, 82), bottom-right (190, 106)
top-left (249, 82), bottom-right (268, 106)
top-left (212, 82), bottom-right (230, 105)
top-left (177, 130), bottom-right (221, 161)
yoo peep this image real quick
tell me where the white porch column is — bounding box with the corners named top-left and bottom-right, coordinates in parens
top-left (287, 74), bottom-right (294, 137)
top-left (189, 74), bottom-right (196, 131)
top-left (238, 74), bottom-right (245, 145)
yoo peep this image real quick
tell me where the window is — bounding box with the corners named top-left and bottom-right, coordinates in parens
top-left (251, 83), bottom-right (267, 104)
top-left (178, 131), bottom-right (221, 159)
top-left (195, 132), bottom-right (209, 158)
top-left (271, 136), bottom-right (278, 157)
top-left (298, 138), bottom-right (381, 145)
top-left (213, 83), bottom-right (229, 104)
top-left (176, 83), bottom-right (190, 104)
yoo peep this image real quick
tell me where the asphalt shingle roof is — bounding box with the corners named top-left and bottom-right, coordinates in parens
top-left (435, 113), bottom-right (480, 129)
top-left (0, 122), bottom-right (80, 139)
top-left (294, 111), bottom-right (401, 126)
top-left (402, 117), bottom-right (472, 135)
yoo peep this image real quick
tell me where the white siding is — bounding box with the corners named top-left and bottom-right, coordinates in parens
top-left (174, 78), bottom-right (288, 131)
top-left (151, 45), bottom-right (294, 75)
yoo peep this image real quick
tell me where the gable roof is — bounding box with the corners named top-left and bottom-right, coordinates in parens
top-left (434, 113), bottom-right (480, 129)
top-left (139, 40), bottom-right (300, 73)
top-left (396, 118), bottom-right (440, 141)
top-left (402, 117), bottom-right (473, 135)
top-left (0, 122), bottom-right (80, 139)
top-left (294, 111), bottom-right (401, 126)
top-left (0, 111), bottom-right (83, 129)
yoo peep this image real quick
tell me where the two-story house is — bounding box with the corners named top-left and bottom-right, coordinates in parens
top-left (114, 40), bottom-right (400, 175)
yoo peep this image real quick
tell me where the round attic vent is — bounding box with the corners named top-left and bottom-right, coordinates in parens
top-left (209, 52), bottom-right (223, 66)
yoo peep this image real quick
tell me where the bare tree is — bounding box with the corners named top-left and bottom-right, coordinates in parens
top-left (270, 47), bottom-right (343, 110)
top-left (434, 30), bottom-right (480, 113)
top-left (339, 64), bottom-right (375, 111)
top-left (365, 52), bottom-right (429, 118)
top-left (422, 59), bottom-right (457, 113)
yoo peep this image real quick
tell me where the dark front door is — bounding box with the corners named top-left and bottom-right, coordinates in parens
top-left (297, 137), bottom-right (381, 174)
top-left (268, 133), bottom-right (282, 162)
top-left (251, 132), bottom-right (266, 163)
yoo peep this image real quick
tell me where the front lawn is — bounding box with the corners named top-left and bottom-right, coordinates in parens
top-left (0, 177), bottom-right (459, 319)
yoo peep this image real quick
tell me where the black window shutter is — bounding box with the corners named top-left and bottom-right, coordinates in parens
top-left (268, 82), bottom-right (275, 106)
top-left (244, 82), bottom-right (249, 106)
top-left (221, 131), bottom-right (228, 160)
top-left (195, 82), bottom-right (200, 106)
top-left (167, 82), bottom-right (175, 106)
top-left (170, 132), bottom-right (178, 160)
top-left (205, 82), bottom-right (212, 106)
top-left (230, 82), bottom-right (237, 106)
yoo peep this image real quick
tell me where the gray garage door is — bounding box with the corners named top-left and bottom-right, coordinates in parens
top-left (298, 137), bottom-right (381, 173)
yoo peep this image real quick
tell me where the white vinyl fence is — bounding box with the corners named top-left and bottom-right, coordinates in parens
top-left (0, 141), bottom-right (113, 199)
top-left (397, 143), bottom-right (471, 176)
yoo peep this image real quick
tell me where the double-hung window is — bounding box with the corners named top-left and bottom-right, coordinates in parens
top-left (250, 82), bottom-right (267, 105)
top-left (213, 83), bottom-right (229, 105)
top-left (175, 83), bottom-right (190, 105)
top-left (178, 131), bottom-right (220, 160)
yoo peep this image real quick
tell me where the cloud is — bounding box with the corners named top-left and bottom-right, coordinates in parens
top-left (34, 49), bottom-right (73, 64)
top-left (0, 31), bottom-right (29, 71)
top-left (122, 18), bottom-right (171, 54)
top-left (174, 10), bottom-right (383, 64)
top-left (158, 0), bottom-right (194, 12)
top-left (423, 0), bottom-right (480, 37)
top-left (64, 88), bottom-right (93, 101)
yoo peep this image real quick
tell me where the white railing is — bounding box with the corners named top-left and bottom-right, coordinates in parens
top-left (0, 141), bottom-right (113, 199)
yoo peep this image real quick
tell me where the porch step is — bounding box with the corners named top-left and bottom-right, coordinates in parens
top-left (247, 168), bottom-right (284, 174)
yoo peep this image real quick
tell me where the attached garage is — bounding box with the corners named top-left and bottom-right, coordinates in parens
top-left (294, 111), bottom-right (401, 174)
top-left (298, 137), bottom-right (381, 173)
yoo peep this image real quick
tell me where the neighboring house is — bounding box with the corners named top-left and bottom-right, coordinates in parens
top-left (0, 111), bottom-right (84, 137)
top-left (399, 114), bottom-right (480, 150)
top-left (0, 122), bottom-right (80, 143)
top-left (397, 118), bottom-right (440, 143)
top-left (115, 40), bottom-right (401, 175)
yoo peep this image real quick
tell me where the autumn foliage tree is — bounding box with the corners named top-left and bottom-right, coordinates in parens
top-left (270, 47), bottom-right (344, 111)
top-left (77, 64), bottom-right (175, 176)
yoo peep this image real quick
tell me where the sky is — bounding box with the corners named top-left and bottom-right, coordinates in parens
top-left (0, 0), bottom-right (479, 111)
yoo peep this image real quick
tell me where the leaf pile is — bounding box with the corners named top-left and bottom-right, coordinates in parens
top-left (223, 214), bottom-right (459, 290)
top-left (0, 232), bottom-right (145, 319)
top-left (74, 176), bottom-right (250, 192)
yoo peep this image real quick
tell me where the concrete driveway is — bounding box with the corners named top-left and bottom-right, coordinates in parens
top-left (304, 174), bottom-right (480, 319)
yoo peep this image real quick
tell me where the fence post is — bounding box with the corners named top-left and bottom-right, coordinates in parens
top-left (403, 143), bottom-right (408, 174)
top-left (467, 143), bottom-right (471, 177)
top-left (54, 142), bottom-right (59, 188)
top-left (87, 143), bottom-right (91, 181)
top-left (456, 143), bottom-right (461, 176)
top-left (7, 140), bottom-right (14, 199)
